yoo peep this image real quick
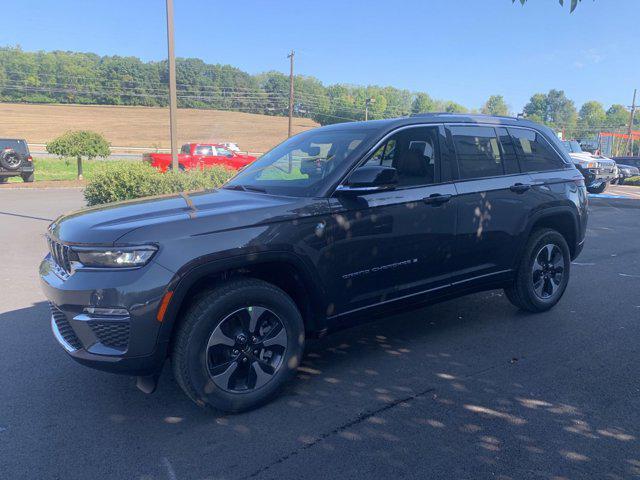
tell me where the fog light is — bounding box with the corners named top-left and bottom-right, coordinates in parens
top-left (84, 307), bottom-right (129, 316)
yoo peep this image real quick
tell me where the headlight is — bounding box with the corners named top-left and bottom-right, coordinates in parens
top-left (578, 160), bottom-right (597, 169)
top-left (71, 246), bottom-right (157, 268)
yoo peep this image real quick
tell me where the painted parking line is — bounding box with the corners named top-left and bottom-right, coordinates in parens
top-left (588, 193), bottom-right (629, 199)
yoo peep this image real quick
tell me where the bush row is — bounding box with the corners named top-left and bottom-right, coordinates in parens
top-left (84, 162), bottom-right (236, 206)
top-left (624, 176), bottom-right (640, 186)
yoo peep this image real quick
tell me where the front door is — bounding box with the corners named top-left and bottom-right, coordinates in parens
top-left (327, 125), bottom-right (457, 316)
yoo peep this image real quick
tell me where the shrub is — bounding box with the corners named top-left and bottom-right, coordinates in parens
top-left (84, 162), bottom-right (235, 206)
top-left (625, 176), bottom-right (640, 186)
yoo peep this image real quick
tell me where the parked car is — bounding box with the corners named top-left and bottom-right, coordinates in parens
top-left (612, 157), bottom-right (640, 183)
top-left (41, 114), bottom-right (588, 412)
top-left (612, 156), bottom-right (640, 170)
top-left (0, 138), bottom-right (34, 183)
top-left (612, 163), bottom-right (639, 184)
top-left (144, 143), bottom-right (256, 172)
top-left (562, 140), bottom-right (617, 193)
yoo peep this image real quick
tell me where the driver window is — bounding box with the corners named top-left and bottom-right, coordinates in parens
top-left (363, 127), bottom-right (439, 187)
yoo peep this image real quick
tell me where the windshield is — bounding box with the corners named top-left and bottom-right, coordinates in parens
top-left (225, 127), bottom-right (375, 197)
top-left (562, 140), bottom-right (583, 153)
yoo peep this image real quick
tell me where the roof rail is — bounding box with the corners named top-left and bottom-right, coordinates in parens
top-left (409, 112), bottom-right (520, 121)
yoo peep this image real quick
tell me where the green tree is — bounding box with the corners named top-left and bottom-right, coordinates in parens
top-left (481, 95), bottom-right (509, 116)
top-left (523, 90), bottom-right (577, 133)
top-left (47, 130), bottom-right (110, 179)
top-left (606, 104), bottom-right (629, 128)
top-left (579, 101), bottom-right (606, 126)
top-left (411, 93), bottom-right (435, 114)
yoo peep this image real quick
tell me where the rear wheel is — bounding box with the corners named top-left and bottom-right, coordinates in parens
top-left (504, 228), bottom-right (570, 313)
top-left (21, 172), bottom-right (34, 183)
top-left (171, 279), bottom-right (304, 412)
top-left (0, 177), bottom-right (8, 184)
top-left (587, 182), bottom-right (607, 194)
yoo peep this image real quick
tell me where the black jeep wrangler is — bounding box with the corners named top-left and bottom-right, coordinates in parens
top-left (40, 114), bottom-right (588, 412)
top-left (0, 138), bottom-right (34, 183)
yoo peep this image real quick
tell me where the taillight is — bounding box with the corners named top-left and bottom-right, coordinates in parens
top-left (27, 155), bottom-right (33, 162)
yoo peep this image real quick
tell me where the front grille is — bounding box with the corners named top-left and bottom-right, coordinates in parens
top-left (50, 302), bottom-right (82, 350)
top-left (89, 321), bottom-right (130, 350)
top-left (47, 237), bottom-right (72, 274)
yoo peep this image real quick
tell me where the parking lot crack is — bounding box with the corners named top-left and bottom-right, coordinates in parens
top-left (243, 386), bottom-right (436, 479)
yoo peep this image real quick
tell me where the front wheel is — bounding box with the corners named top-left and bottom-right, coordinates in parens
top-left (587, 182), bottom-right (607, 194)
top-left (171, 279), bottom-right (304, 413)
top-left (504, 228), bottom-right (571, 313)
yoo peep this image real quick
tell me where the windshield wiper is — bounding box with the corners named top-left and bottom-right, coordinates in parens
top-left (242, 185), bottom-right (267, 193)
top-left (223, 184), bottom-right (247, 191)
top-left (223, 184), bottom-right (267, 193)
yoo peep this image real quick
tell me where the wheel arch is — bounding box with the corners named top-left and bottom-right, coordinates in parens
top-left (520, 206), bottom-right (580, 263)
top-left (158, 251), bottom-right (329, 347)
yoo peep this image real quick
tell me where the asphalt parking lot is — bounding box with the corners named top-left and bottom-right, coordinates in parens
top-left (1, 187), bottom-right (640, 480)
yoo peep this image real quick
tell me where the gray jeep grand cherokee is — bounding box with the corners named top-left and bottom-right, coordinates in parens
top-left (40, 114), bottom-right (588, 412)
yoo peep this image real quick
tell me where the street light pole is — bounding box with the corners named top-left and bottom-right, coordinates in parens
top-left (166, 0), bottom-right (179, 171)
top-left (626, 88), bottom-right (637, 156)
top-left (287, 50), bottom-right (295, 137)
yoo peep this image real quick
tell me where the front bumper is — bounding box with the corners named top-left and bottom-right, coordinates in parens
top-left (578, 167), bottom-right (616, 187)
top-left (40, 254), bottom-right (175, 376)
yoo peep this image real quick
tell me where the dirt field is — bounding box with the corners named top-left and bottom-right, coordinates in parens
top-left (0, 103), bottom-right (319, 153)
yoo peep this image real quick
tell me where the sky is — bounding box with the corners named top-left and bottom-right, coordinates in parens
top-left (1, 0), bottom-right (638, 113)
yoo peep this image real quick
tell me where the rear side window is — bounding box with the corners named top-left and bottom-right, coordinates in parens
top-left (194, 145), bottom-right (214, 156)
top-left (496, 128), bottom-right (520, 175)
top-left (508, 128), bottom-right (565, 172)
top-left (449, 126), bottom-right (503, 180)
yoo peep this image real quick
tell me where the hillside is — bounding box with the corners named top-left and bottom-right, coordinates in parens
top-left (0, 103), bottom-right (319, 153)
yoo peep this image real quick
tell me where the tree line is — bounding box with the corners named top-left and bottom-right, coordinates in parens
top-left (0, 46), bottom-right (634, 139)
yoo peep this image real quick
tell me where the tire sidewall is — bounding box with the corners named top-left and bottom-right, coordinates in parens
top-left (183, 284), bottom-right (304, 411)
top-left (521, 230), bottom-right (571, 310)
top-left (0, 150), bottom-right (21, 171)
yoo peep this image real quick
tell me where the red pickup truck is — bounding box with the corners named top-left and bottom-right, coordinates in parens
top-left (145, 143), bottom-right (256, 172)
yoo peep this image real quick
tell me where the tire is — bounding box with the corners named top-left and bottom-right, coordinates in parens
top-left (0, 177), bottom-right (8, 184)
top-left (618, 178), bottom-right (625, 186)
top-left (21, 172), bottom-right (34, 183)
top-left (587, 182), bottom-right (607, 194)
top-left (0, 149), bottom-right (21, 171)
top-left (504, 228), bottom-right (571, 313)
top-left (171, 278), bottom-right (304, 413)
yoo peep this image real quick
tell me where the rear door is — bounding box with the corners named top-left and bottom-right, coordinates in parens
top-left (448, 125), bottom-right (535, 282)
top-left (328, 125), bottom-right (458, 315)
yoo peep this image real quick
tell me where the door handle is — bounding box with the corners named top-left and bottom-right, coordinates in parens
top-left (423, 193), bottom-right (453, 205)
top-left (509, 183), bottom-right (531, 193)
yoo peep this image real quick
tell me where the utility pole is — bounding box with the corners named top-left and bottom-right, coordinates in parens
top-left (365, 97), bottom-right (375, 121)
top-left (626, 89), bottom-right (637, 156)
top-left (166, 0), bottom-right (179, 171)
top-left (287, 50), bottom-right (295, 137)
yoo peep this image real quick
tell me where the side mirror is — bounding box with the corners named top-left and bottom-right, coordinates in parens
top-left (335, 165), bottom-right (398, 195)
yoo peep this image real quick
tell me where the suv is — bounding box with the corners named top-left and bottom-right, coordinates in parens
top-left (40, 114), bottom-right (588, 412)
top-left (0, 138), bottom-right (34, 183)
top-left (562, 140), bottom-right (617, 193)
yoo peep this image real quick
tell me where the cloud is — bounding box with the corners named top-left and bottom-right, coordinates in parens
top-left (573, 49), bottom-right (603, 69)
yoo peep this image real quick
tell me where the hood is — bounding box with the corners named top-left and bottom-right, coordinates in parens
top-left (49, 188), bottom-right (323, 245)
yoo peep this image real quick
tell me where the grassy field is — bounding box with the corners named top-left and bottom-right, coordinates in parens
top-left (7, 158), bottom-right (124, 182)
top-left (0, 103), bottom-right (319, 154)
